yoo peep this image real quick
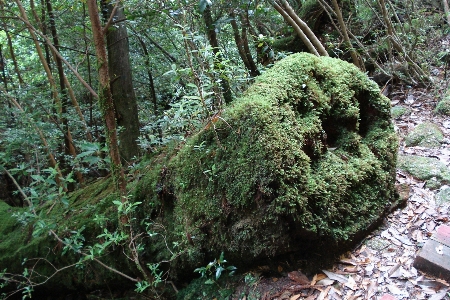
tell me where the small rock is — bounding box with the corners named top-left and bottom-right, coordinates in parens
top-left (435, 186), bottom-right (450, 205)
top-left (404, 122), bottom-right (444, 148)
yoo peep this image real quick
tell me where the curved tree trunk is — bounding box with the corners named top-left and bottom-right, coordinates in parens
top-left (230, 10), bottom-right (260, 77)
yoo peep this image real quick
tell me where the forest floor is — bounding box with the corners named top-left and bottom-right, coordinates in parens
top-left (225, 38), bottom-right (450, 300)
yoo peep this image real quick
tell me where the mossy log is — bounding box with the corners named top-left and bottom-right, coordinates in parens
top-left (0, 53), bottom-right (398, 295)
top-left (137, 53), bottom-right (399, 275)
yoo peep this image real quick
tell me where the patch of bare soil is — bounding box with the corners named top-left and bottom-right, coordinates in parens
top-left (231, 35), bottom-right (450, 300)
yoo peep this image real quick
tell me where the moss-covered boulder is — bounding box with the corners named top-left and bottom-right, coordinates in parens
top-left (436, 186), bottom-right (450, 205)
top-left (397, 154), bottom-right (450, 189)
top-left (391, 106), bottom-right (410, 119)
top-left (436, 98), bottom-right (450, 116)
top-left (138, 53), bottom-right (398, 274)
top-left (404, 122), bottom-right (444, 148)
top-left (435, 88), bottom-right (450, 116)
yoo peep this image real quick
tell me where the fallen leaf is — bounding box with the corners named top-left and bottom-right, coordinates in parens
top-left (317, 286), bottom-right (331, 300)
top-left (366, 281), bottom-right (377, 299)
top-left (316, 278), bottom-right (335, 286)
top-left (322, 270), bottom-right (348, 284)
top-left (278, 265), bottom-right (283, 273)
top-left (387, 284), bottom-right (408, 297)
top-left (288, 271), bottom-right (310, 285)
top-left (310, 274), bottom-right (318, 286)
top-left (289, 295), bottom-right (301, 300)
top-left (344, 275), bottom-right (357, 290)
top-left (428, 290), bottom-right (448, 300)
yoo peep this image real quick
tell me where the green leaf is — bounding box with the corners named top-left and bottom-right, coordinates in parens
top-left (204, 279), bottom-right (215, 285)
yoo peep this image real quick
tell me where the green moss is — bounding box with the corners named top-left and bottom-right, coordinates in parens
top-left (435, 97), bottom-right (450, 116)
top-left (158, 53), bottom-right (398, 269)
top-left (404, 122), bottom-right (443, 148)
top-left (397, 155), bottom-right (450, 189)
top-left (391, 106), bottom-right (410, 118)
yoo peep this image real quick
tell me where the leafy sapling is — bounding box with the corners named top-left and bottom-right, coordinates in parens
top-left (194, 252), bottom-right (237, 285)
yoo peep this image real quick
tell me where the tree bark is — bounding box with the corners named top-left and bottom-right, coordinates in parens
top-left (86, 0), bottom-right (126, 195)
top-left (102, 1), bottom-right (140, 163)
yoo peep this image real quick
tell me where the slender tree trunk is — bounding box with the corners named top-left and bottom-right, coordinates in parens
top-left (0, 2), bottom-right (24, 85)
top-left (101, 1), bottom-right (140, 163)
top-left (330, 0), bottom-right (362, 69)
top-left (240, 12), bottom-right (260, 76)
top-left (443, 0), bottom-right (450, 25)
top-left (45, 0), bottom-right (83, 187)
top-left (15, 0), bottom-right (67, 190)
top-left (272, 1), bottom-right (320, 56)
top-left (82, 2), bottom-right (95, 134)
top-left (203, 4), bottom-right (233, 105)
top-left (86, 0), bottom-right (126, 196)
top-left (230, 11), bottom-right (260, 77)
top-left (135, 34), bottom-right (158, 114)
top-left (277, 0), bottom-right (328, 56)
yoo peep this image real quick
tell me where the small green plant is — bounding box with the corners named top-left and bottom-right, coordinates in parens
top-left (194, 252), bottom-right (236, 285)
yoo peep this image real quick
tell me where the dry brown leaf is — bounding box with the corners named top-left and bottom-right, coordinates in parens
top-left (339, 258), bottom-right (357, 265)
top-left (317, 286), bottom-right (331, 300)
top-left (322, 270), bottom-right (348, 284)
top-left (344, 275), bottom-right (357, 290)
top-left (289, 295), bottom-right (301, 300)
top-left (288, 271), bottom-right (310, 285)
top-left (278, 265), bottom-right (283, 273)
top-left (365, 281), bottom-right (377, 299)
top-left (311, 274), bottom-right (318, 286)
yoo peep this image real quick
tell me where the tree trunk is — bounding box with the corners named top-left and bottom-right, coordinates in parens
top-left (0, 1), bottom-right (24, 85)
top-left (45, 0), bottom-right (83, 187)
top-left (330, 0), bottom-right (362, 69)
top-left (230, 11), bottom-right (260, 77)
top-left (135, 34), bottom-right (158, 114)
top-left (443, 0), bottom-right (450, 25)
top-left (102, 1), bottom-right (140, 163)
top-left (203, 4), bottom-right (233, 105)
top-left (272, 1), bottom-right (320, 56)
top-left (86, 0), bottom-right (126, 195)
